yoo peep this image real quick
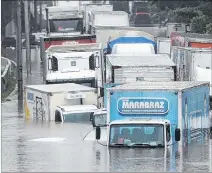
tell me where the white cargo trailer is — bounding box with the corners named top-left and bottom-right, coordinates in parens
top-left (24, 83), bottom-right (98, 121)
top-left (157, 37), bottom-right (171, 55)
top-left (170, 46), bottom-right (212, 105)
top-left (84, 4), bottom-right (113, 33)
top-left (105, 54), bottom-right (176, 83)
top-left (166, 23), bottom-right (186, 38)
top-left (88, 11), bottom-right (129, 35)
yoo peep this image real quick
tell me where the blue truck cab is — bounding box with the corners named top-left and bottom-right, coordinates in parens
top-left (96, 81), bottom-right (211, 148)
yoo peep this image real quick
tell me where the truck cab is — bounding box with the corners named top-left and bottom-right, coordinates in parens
top-left (46, 6), bottom-right (84, 35)
top-left (55, 105), bottom-right (98, 123)
top-left (104, 119), bottom-right (179, 147)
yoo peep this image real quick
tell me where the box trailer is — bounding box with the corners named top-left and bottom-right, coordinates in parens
top-left (24, 83), bottom-right (98, 121)
top-left (105, 54), bottom-right (176, 84)
top-left (95, 81), bottom-right (211, 147)
top-left (84, 4), bottom-right (113, 33)
top-left (88, 11), bottom-right (129, 35)
top-left (157, 37), bottom-right (171, 55)
top-left (45, 5), bottom-right (84, 35)
top-left (170, 46), bottom-right (212, 105)
top-left (166, 23), bottom-right (186, 38)
top-left (103, 54), bottom-right (176, 108)
top-left (170, 32), bottom-right (212, 48)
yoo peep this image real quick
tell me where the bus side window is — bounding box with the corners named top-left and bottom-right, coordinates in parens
top-left (166, 124), bottom-right (171, 142)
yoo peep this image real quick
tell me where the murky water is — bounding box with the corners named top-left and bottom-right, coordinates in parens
top-left (1, 48), bottom-right (212, 172)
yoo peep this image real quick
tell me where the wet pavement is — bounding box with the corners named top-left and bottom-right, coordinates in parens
top-left (1, 48), bottom-right (212, 172)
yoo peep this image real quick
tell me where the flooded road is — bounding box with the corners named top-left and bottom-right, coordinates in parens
top-left (1, 48), bottom-right (212, 172)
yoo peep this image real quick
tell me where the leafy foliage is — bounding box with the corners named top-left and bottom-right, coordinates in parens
top-left (149, 0), bottom-right (212, 34)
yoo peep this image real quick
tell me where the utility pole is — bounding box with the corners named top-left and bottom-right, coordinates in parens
top-left (39, 1), bottom-right (43, 32)
top-left (28, 1), bottom-right (32, 74)
top-left (34, 0), bottom-right (38, 31)
top-left (16, 0), bottom-right (23, 100)
top-left (24, 0), bottom-right (31, 76)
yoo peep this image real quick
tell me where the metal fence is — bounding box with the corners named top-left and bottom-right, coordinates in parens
top-left (1, 57), bottom-right (17, 92)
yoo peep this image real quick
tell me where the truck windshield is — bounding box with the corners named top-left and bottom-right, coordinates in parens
top-left (109, 124), bottom-right (164, 147)
top-left (63, 112), bottom-right (93, 123)
top-left (49, 18), bottom-right (81, 33)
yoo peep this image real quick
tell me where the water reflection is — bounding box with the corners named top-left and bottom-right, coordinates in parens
top-left (17, 136), bottom-right (27, 172)
top-left (108, 141), bottom-right (212, 172)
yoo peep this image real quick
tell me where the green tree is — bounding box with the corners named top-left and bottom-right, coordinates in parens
top-left (205, 23), bottom-right (212, 34)
top-left (172, 7), bottom-right (201, 24)
top-left (190, 15), bottom-right (209, 33)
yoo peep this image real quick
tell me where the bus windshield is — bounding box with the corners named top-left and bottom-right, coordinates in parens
top-left (109, 124), bottom-right (164, 147)
top-left (49, 18), bottom-right (81, 33)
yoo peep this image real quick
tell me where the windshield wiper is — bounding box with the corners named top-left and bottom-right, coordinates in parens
top-left (130, 143), bottom-right (164, 148)
top-left (156, 144), bottom-right (164, 147)
top-left (129, 143), bottom-right (152, 147)
top-left (112, 143), bottom-right (129, 147)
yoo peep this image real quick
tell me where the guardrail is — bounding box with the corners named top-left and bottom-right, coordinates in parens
top-left (1, 57), bottom-right (17, 93)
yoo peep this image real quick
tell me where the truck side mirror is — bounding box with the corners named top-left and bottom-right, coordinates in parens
top-left (175, 128), bottom-right (181, 141)
top-left (96, 126), bottom-right (101, 140)
top-left (210, 126), bottom-right (212, 139)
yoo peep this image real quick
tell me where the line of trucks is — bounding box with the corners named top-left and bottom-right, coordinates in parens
top-left (24, 2), bottom-right (212, 149)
